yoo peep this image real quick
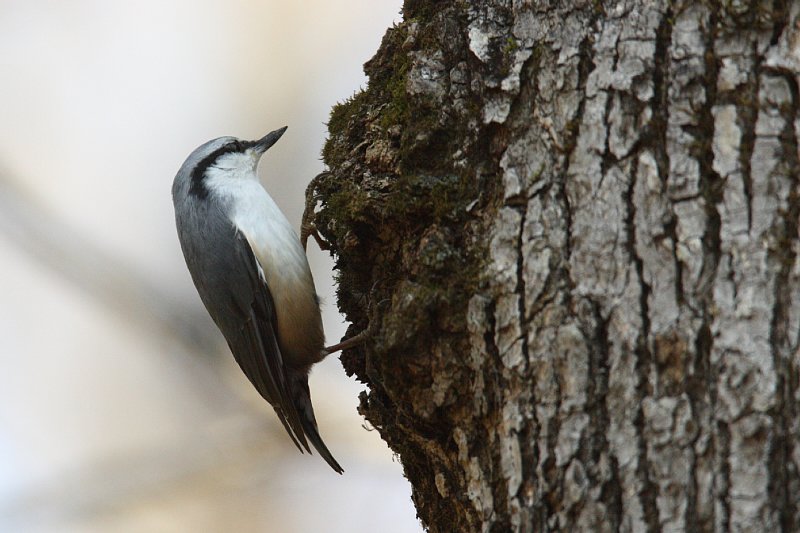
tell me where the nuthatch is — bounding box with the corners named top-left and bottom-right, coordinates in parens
top-left (172, 127), bottom-right (345, 472)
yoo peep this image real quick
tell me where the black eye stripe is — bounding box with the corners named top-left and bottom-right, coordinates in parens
top-left (188, 139), bottom-right (254, 198)
top-left (230, 139), bottom-right (258, 152)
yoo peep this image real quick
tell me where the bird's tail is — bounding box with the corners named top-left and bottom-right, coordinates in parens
top-left (288, 370), bottom-right (344, 474)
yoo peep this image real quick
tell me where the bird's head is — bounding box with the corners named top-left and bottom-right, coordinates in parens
top-left (178, 126), bottom-right (287, 199)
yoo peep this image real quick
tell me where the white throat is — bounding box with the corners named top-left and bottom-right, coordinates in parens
top-left (203, 164), bottom-right (316, 306)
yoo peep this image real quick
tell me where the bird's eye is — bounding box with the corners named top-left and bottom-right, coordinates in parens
top-left (229, 141), bottom-right (243, 152)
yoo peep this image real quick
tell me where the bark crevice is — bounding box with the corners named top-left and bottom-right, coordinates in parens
top-left (311, 1), bottom-right (800, 530)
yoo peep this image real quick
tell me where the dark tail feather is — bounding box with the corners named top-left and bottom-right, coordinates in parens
top-left (272, 406), bottom-right (306, 453)
top-left (289, 372), bottom-right (344, 474)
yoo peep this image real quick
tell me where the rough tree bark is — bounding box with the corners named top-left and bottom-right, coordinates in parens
top-left (306, 1), bottom-right (800, 531)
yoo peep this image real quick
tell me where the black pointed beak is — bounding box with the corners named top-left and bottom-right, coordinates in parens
top-left (253, 126), bottom-right (288, 154)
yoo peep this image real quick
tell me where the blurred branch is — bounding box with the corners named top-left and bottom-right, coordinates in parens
top-left (0, 169), bottom-right (220, 355)
top-left (0, 414), bottom-right (286, 529)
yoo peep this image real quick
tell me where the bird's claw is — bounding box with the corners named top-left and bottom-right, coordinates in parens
top-left (301, 171), bottom-right (333, 252)
top-left (323, 287), bottom-right (388, 355)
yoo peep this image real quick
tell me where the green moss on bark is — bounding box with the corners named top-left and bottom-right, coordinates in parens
top-left (310, 5), bottom-right (496, 530)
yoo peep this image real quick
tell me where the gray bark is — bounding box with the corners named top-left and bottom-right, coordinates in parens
top-left (309, 1), bottom-right (800, 531)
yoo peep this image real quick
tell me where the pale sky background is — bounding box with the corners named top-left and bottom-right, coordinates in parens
top-left (0, 1), bottom-right (420, 532)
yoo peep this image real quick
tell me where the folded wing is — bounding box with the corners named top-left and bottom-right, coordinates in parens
top-left (226, 232), bottom-right (310, 451)
top-left (228, 233), bottom-right (343, 473)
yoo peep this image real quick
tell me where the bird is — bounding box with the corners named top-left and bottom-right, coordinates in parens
top-left (171, 126), bottom-right (343, 473)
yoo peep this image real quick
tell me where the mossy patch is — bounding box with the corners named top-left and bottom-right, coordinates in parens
top-left (310, 7), bottom-right (496, 529)
top-left (322, 90), bottom-right (370, 168)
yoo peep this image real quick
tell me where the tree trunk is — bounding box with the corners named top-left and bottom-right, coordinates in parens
top-left (308, 1), bottom-right (800, 531)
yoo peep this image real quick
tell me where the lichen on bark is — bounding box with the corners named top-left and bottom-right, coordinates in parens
top-left (308, 1), bottom-right (800, 532)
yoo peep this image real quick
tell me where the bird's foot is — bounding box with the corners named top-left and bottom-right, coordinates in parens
top-left (301, 222), bottom-right (331, 252)
top-left (301, 171), bottom-right (333, 251)
top-left (324, 328), bottom-right (369, 355)
top-left (323, 291), bottom-right (388, 356)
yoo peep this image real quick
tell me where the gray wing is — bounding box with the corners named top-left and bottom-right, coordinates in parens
top-left (175, 199), bottom-right (309, 452)
top-left (229, 235), bottom-right (343, 472)
top-left (174, 194), bottom-right (341, 470)
top-left (225, 232), bottom-right (311, 453)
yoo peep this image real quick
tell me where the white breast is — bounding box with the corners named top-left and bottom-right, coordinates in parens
top-left (205, 167), bottom-right (324, 364)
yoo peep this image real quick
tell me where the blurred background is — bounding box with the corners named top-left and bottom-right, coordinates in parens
top-left (0, 1), bottom-right (420, 532)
